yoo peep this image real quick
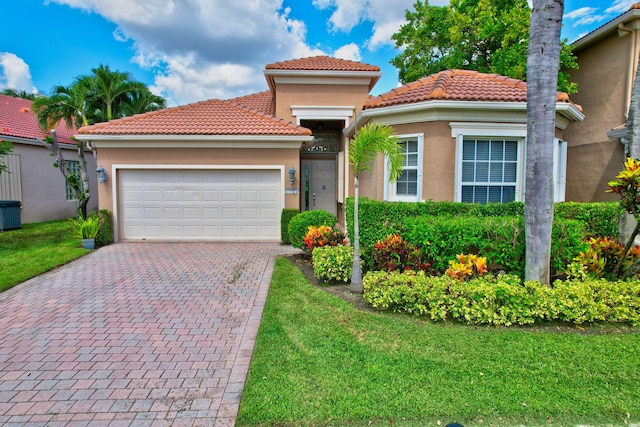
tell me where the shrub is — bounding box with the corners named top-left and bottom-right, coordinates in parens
top-left (288, 210), bottom-right (337, 250)
top-left (445, 254), bottom-right (487, 281)
top-left (280, 208), bottom-right (300, 244)
top-left (94, 210), bottom-right (113, 247)
top-left (312, 245), bottom-right (353, 283)
top-left (569, 237), bottom-right (640, 281)
top-left (363, 270), bottom-right (640, 326)
top-left (303, 225), bottom-right (346, 254)
top-left (345, 198), bottom-right (618, 268)
top-left (363, 270), bottom-right (453, 320)
top-left (404, 216), bottom-right (586, 277)
top-left (372, 234), bottom-right (430, 272)
top-left (555, 202), bottom-right (621, 239)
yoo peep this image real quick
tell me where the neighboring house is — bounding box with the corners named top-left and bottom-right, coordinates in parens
top-left (0, 94), bottom-right (98, 223)
top-left (563, 4), bottom-right (640, 201)
top-left (76, 57), bottom-right (583, 242)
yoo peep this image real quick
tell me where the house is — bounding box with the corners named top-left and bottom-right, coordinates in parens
top-left (562, 4), bottom-right (640, 201)
top-left (0, 94), bottom-right (99, 223)
top-left (76, 57), bottom-right (583, 242)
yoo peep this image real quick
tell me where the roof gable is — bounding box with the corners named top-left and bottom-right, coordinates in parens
top-left (0, 94), bottom-right (76, 144)
top-left (364, 70), bottom-right (575, 110)
top-left (264, 56), bottom-right (382, 92)
top-left (265, 56), bottom-right (380, 72)
top-left (78, 97), bottom-right (311, 136)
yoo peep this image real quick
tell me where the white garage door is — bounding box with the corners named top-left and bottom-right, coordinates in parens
top-left (118, 169), bottom-right (281, 241)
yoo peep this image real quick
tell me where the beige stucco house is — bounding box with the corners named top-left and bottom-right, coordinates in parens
top-left (0, 94), bottom-right (98, 223)
top-left (563, 4), bottom-right (640, 201)
top-left (76, 57), bottom-right (583, 242)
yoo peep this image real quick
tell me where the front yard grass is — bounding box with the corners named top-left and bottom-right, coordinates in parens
top-left (237, 257), bottom-right (640, 427)
top-left (0, 219), bottom-right (89, 293)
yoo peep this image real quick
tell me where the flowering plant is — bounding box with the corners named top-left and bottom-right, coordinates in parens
top-left (372, 234), bottom-right (430, 272)
top-left (445, 253), bottom-right (488, 281)
top-left (303, 225), bottom-right (346, 254)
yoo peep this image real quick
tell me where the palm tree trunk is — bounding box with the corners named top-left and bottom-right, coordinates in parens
top-left (524, 0), bottom-right (564, 284)
top-left (349, 175), bottom-right (363, 293)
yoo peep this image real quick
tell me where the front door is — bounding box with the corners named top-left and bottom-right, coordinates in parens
top-left (302, 159), bottom-right (337, 216)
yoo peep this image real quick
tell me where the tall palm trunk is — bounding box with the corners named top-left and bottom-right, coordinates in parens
top-left (524, 0), bottom-right (564, 284)
top-left (349, 175), bottom-right (363, 293)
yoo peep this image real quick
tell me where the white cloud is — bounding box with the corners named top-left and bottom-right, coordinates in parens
top-left (312, 0), bottom-right (448, 50)
top-left (564, 7), bottom-right (597, 20)
top-left (0, 53), bottom-right (35, 92)
top-left (605, 0), bottom-right (637, 14)
top-left (48, 0), bottom-right (325, 104)
top-left (333, 43), bottom-right (362, 61)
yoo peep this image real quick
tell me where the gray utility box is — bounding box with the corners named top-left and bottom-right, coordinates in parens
top-left (0, 200), bottom-right (22, 231)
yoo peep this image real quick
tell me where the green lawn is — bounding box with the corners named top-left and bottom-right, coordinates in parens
top-left (237, 257), bottom-right (640, 427)
top-left (0, 219), bottom-right (90, 293)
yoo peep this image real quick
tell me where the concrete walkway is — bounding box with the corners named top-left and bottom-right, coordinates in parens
top-left (0, 242), bottom-right (300, 426)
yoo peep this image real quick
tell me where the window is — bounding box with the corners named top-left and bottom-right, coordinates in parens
top-left (65, 160), bottom-right (80, 201)
top-left (385, 134), bottom-right (423, 202)
top-left (452, 123), bottom-right (567, 204)
top-left (461, 138), bottom-right (519, 204)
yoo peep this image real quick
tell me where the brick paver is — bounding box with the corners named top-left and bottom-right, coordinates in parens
top-left (0, 242), bottom-right (300, 426)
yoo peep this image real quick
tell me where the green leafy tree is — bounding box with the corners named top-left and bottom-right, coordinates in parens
top-left (348, 123), bottom-right (404, 293)
top-left (524, 0), bottom-right (564, 284)
top-left (0, 140), bottom-right (13, 175)
top-left (391, 0), bottom-right (577, 94)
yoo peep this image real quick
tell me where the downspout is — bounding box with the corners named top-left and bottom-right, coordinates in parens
top-left (618, 22), bottom-right (639, 114)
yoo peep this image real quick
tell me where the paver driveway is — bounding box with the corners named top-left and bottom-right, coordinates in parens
top-left (0, 242), bottom-right (301, 426)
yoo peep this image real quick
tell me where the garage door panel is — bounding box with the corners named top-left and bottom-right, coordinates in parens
top-left (119, 169), bottom-right (281, 241)
top-left (202, 190), bottom-right (219, 201)
top-left (221, 191), bottom-right (238, 201)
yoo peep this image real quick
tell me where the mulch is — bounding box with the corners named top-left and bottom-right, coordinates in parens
top-left (286, 253), bottom-right (377, 313)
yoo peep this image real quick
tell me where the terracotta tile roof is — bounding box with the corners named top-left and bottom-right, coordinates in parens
top-left (78, 98), bottom-right (311, 136)
top-left (265, 56), bottom-right (380, 72)
top-left (0, 94), bottom-right (76, 144)
top-left (364, 70), bottom-right (576, 110)
top-left (228, 91), bottom-right (275, 116)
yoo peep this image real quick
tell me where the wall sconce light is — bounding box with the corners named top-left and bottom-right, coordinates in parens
top-left (96, 165), bottom-right (108, 183)
top-left (288, 165), bottom-right (296, 186)
top-left (286, 165), bottom-right (298, 194)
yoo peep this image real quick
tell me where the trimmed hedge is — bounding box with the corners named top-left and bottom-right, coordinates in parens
top-left (363, 270), bottom-right (640, 326)
top-left (280, 208), bottom-right (300, 244)
top-left (554, 202), bottom-right (621, 239)
top-left (344, 198), bottom-right (619, 270)
top-left (288, 210), bottom-right (337, 250)
top-left (404, 216), bottom-right (587, 276)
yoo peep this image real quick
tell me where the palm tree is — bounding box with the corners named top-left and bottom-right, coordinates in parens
top-left (120, 86), bottom-right (166, 116)
top-left (1, 88), bottom-right (36, 100)
top-left (524, 0), bottom-right (564, 284)
top-left (90, 64), bottom-right (142, 121)
top-left (348, 123), bottom-right (404, 293)
top-left (31, 76), bottom-right (93, 129)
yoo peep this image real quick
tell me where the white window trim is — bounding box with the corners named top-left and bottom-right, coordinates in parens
top-left (384, 133), bottom-right (424, 202)
top-left (450, 123), bottom-right (567, 203)
top-left (65, 160), bottom-right (80, 202)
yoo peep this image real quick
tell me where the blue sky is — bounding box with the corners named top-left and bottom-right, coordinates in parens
top-left (0, 0), bottom-right (633, 106)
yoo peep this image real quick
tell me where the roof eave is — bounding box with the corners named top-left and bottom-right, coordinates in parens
top-left (572, 8), bottom-right (640, 51)
top-left (74, 133), bottom-right (314, 149)
top-left (264, 69), bottom-right (382, 93)
top-left (345, 100), bottom-right (584, 134)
